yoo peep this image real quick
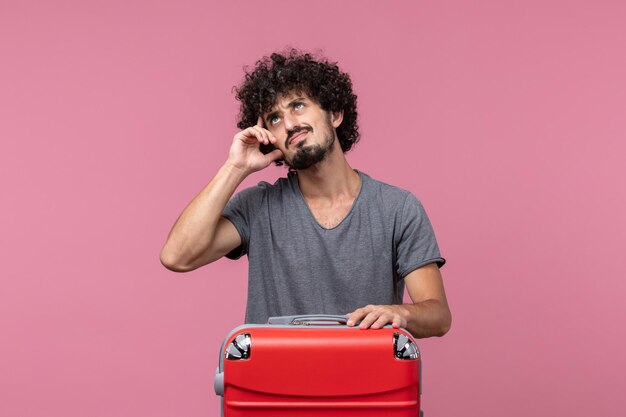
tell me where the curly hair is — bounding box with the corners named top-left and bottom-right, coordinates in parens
top-left (235, 49), bottom-right (359, 163)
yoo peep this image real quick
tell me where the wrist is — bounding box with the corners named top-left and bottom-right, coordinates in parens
top-left (397, 304), bottom-right (414, 326)
top-left (222, 160), bottom-right (253, 180)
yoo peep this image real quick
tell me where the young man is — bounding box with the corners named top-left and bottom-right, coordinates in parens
top-left (160, 50), bottom-right (451, 338)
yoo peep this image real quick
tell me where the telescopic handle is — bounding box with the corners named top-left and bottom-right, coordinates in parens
top-left (267, 314), bottom-right (349, 325)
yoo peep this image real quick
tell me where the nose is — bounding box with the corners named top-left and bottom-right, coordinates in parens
top-left (282, 112), bottom-right (297, 131)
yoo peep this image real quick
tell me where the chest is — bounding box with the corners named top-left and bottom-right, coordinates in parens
top-left (251, 194), bottom-right (395, 268)
top-left (305, 198), bottom-right (355, 229)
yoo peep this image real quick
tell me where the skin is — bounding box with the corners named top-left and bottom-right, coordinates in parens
top-left (160, 91), bottom-right (452, 338)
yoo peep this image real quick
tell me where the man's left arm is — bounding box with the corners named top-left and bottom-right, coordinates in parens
top-left (346, 262), bottom-right (452, 338)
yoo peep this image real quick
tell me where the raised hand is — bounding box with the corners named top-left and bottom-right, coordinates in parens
top-left (226, 116), bottom-right (284, 174)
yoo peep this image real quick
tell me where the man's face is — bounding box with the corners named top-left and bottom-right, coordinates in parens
top-left (262, 92), bottom-right (342, 170)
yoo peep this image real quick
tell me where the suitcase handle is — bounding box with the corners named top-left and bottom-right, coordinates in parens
top-left (267, 314), bottom-right (349, 325)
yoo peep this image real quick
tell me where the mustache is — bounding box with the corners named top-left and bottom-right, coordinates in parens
top-left (285, 126), bottom-right (313, 146)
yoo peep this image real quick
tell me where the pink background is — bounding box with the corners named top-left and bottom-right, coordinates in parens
top-left (2, 1), bottom-right (625, 416)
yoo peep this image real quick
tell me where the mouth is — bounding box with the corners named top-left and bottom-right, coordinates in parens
top-left (288, 131), bottom-right (308, 146)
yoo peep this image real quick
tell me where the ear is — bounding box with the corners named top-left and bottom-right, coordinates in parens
top-left (330, 111), bottom-right (343, 128)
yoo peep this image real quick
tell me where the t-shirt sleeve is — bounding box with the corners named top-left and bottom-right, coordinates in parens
top-left (221, 184), bottom-right (266, 260)
top-left (395, 193), bottom-right (446, 278)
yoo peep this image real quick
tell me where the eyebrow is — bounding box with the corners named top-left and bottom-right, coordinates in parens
top-left (287, 97), bottom-right (306, 106)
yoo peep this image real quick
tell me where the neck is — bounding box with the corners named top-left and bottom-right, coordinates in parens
top-left (295, 141), bottom-right (360, 201)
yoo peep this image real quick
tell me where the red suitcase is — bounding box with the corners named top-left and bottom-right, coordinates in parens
top-left (214, 314), bottom-right (422, 417)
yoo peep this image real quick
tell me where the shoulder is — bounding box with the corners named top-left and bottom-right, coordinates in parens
top-left (234, 173), bottom-right (297, 203)
top-left (359, 171), bottom-right (416, 208)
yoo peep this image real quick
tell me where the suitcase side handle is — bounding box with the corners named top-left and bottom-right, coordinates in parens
top-left (267, 314), bottom-right (349, 325)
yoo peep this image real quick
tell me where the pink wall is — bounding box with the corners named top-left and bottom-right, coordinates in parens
top-left (2, 1), bottom-right (625, 416)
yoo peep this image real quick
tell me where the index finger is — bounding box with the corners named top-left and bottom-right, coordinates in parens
top-left (346, 309), bottom-right (366, 326)
top-left (256, 115), bottom-right (276, 143)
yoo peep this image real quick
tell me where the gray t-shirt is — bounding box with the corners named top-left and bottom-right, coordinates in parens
top-left (222, 170), bottom-right (445, 324)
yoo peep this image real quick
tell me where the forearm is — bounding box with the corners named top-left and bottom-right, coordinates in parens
top-left (399, 299), bottom-right (452, 339)
top-left (160, 162), bottom-right (248, 270)
top-left (347, 298), bottom-right (452, 339)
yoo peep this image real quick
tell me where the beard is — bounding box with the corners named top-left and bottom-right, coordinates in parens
top-left (288, 140), bottom-right (332, 170)
top-left (285, 116), bottom-right (335, 170)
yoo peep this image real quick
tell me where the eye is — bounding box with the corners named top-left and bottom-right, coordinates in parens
top-left (269, 116), bottom-right (281, 126)
top-left (294, 102), bottom-right (304, 111)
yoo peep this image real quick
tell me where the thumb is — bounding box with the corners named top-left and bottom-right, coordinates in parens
top-left (267, 148), bottom-right (284, 162)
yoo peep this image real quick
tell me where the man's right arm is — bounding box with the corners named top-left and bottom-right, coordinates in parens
top-left (159, 118), bottom-right (282, 272)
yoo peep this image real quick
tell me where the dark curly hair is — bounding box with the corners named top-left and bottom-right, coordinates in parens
top-left (235, 49), bottom-right (359, 164)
